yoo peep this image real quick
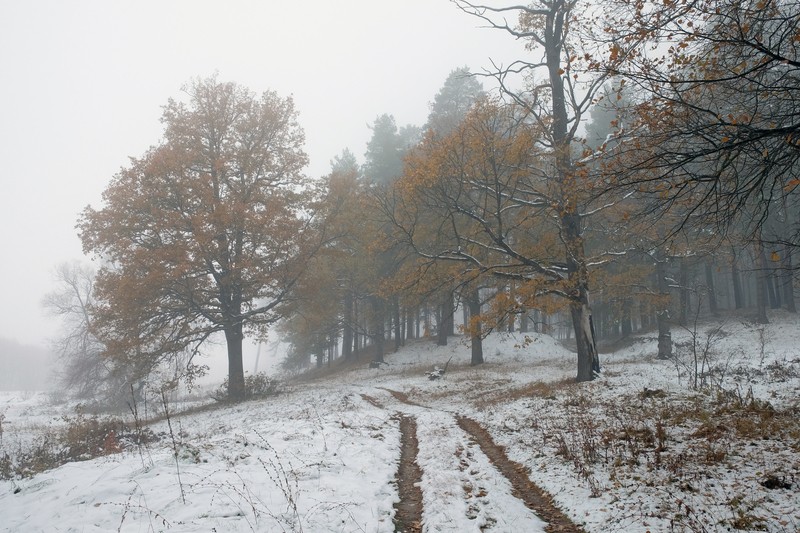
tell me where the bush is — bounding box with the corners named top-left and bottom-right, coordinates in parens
top-left (213, 372), bottom-right (281, 401)
top-left (0, 414), bottom-right (156, 480)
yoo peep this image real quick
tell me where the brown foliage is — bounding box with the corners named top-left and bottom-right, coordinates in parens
top-left (78, 76), bottom-right (320, 400)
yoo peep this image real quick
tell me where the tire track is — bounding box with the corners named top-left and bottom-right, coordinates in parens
top-left (393, 414), bottom-right (423, 533)
top-left (361, 391), bottom-right (423, 532)
top-left (456, 416), bottom-right (587, 533)
top-left (380, 387), bottom-right (587, 533)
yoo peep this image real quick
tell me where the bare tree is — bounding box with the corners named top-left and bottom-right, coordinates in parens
top-left (605, 0), bottom-right (800, 242)
top-left (42, 262), bottom-right (115, 401)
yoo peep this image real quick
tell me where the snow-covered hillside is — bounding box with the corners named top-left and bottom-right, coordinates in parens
top-left (1, 312), bottom-right (799, 532)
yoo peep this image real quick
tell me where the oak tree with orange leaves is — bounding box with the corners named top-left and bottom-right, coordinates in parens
top-left (79, 77), bottom-right (318, 401)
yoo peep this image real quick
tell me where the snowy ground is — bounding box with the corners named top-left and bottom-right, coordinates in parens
top-left (2, 311), bottom-right (799, 532)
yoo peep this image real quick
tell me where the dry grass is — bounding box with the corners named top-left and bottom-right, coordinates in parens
top-left (470, 377), bottom-right (579, 410)
top-left (488, 383), bottom-right (800, 531)
top-left (1, 414), bottom-right (157, 480)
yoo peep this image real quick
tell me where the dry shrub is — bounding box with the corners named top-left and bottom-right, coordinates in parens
top-left (1, 414), bottom-right (156, 480)
top-left (675, 388), bottom-right (800, 446)
top-left (691, 420), bottom-right (727, 441)
top-left (213, 372), bottom-right (282, 402)
top-left (62, 415), bottom-right (127, 459)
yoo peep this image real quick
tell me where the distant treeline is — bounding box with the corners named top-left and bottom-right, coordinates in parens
top-left (0, 338), bottom-right (53, 391)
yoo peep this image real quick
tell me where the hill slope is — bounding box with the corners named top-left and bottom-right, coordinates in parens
top-left (1, 313), bottom-right (799, 532)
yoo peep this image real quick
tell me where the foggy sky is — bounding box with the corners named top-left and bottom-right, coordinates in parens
top-left (0, 0), bottom-right (526, 349)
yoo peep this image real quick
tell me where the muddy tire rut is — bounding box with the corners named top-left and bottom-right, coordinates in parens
top-left (456, 415), bottom-right (587, 533)
top-left (377, 388), bottom-right (587, 533)
top-left (393, 414), bottom-right (424, 533)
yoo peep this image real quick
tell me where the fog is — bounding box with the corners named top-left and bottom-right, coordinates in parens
top-left (0, 0), bottom-right (525, 365)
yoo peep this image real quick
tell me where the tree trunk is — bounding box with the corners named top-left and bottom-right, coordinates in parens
top-left (704, 260), bottom-right (718, 315)
top-left (571, 300), bottom-right (599, 381)
top-left (731, 247), bottom-right (744, 309)
top-left (445, 290), bottom-right (455, 336)
top-left (764, 250), bottom-right (780, 309)
top-left (598, 304), bottom-right (607, 340)
top-left (393, 297), bottom-right (402, 351)
top-left (400, 308), bottom-right (407, 346)
top-left (657, 315), bottom-right (672, 360)
top-left (342, 290), bottom-right (353, 359)
top-left (774, 269), bottom-right (783, 308)
top-left (519, 309), bottom-right (529, 333)
top-left (679, 256), bottom-right (689, 327)
top-left (371, 296), bottom-right (386, 363)
top-left (655, 256), bottom-right (672, 360)
top-left (466, 288), bottom-right (484, 365)
top-left (537, 0), bottom-right (598, 380)
top-left (621, 299), bottom-right (632, 338)
top-left (640, 300), bottom-right (650, 330)
top-left (225, 323), bottom-right (246, 401)
top-left (562, 212), bottom-right (599, 381)
top-left (352, 298), bottom-right (360, 357)
top-left (783, 245), bottom-right (796, 312)
top-left (755, 241), bottom-right (769, 324)
top-left (437, 292), bottom-right (454, 346)
top-left (507, 282), bottom-right (516, 333)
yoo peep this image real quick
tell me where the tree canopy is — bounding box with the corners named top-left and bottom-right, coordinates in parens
top-left (79, 77), bottom-right (319, 400)
top-left (60, 0), bottom-right (800, 398)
